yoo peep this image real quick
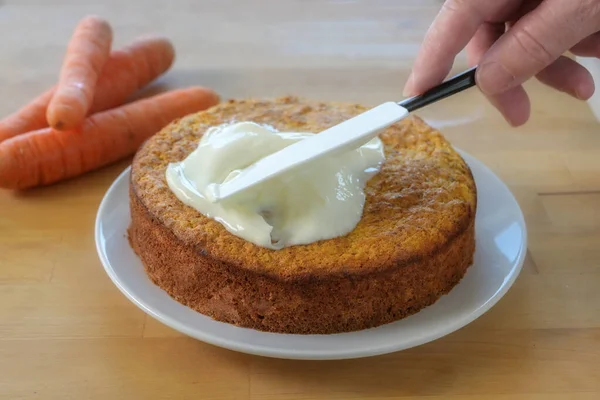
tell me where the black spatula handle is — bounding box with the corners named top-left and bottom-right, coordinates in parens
top-left (398, 66), bottom-right (477, 112)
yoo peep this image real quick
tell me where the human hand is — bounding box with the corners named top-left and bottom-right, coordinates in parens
top-left (403, 0), bottom-right (600, 126)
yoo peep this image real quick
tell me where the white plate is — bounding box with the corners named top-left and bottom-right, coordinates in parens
top-left (95, 149), bottom-right (527, 360)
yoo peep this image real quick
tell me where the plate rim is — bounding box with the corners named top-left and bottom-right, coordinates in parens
top-left (95, 148), bottom-right (528, 360)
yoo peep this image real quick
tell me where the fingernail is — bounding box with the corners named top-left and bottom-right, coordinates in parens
top-left (575, 89), bottom-right (587, 100)
top-left (477, 61), bottom-right (516, 95)
top-left (575, 83), bottom-right (595, 100)
top-left (403, 72), bottom-right (414, 97)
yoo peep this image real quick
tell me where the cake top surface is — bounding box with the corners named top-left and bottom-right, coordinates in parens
top-left (130, 96), bottom-right (477, 278)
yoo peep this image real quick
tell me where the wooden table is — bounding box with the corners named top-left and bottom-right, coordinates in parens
top-left (1, 1), bottom-right (599, 399)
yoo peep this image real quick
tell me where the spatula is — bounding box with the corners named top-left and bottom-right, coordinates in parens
top-left (211, 66), bottom-right (477, 202)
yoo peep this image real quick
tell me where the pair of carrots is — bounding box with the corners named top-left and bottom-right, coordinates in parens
top-left (0, 16), bottom-right (220, 190)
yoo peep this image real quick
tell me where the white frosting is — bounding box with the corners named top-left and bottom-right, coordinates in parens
top-left (165, 121), bottom-right (385, 250)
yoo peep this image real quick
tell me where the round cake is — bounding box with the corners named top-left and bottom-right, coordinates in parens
top-left (128, 96), bottom-right (477, 334)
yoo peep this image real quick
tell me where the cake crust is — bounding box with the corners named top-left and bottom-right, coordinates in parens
top-left (128, 96), bottom-right (477, 334)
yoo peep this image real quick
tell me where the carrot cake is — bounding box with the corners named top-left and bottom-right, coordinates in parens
top-left (127, 96), bottom-right (477, 334)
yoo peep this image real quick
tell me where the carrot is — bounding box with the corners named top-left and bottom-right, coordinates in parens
top-left (0, 87), bottom-right (219, 190)
top-left (0, 88), bottom-right (54, 143)
top-left (0, 36), bottom-right (175, 143)
top-left (90, 35), bottom-right (175, 111)
top-left (46, 15), bottom-right (113, 131)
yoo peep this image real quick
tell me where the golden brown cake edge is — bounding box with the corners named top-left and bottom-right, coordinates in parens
top-left (128, 182), bottom-right (475, 334)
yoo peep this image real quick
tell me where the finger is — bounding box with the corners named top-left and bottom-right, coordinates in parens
top-left (476, 0), bottom-right (600, 96)
top-left (404, 0), bottom-right (523, 96)
top-left (466, 22), bottom-right (506, 66)
top-left (506, 0), bottom-right (543, 23)
top-left (488, 85), bottom-right (531, 127)
top-left (403, 0), bottom-right (488, 96)
top-left (466, 22), bottom-right (531, 126)
top-left (571, 31), bottom-right (600, 57)
top-left (535, 55), bottom-right (595, 100)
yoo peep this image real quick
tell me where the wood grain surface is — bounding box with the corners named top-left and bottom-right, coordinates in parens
top-left (1, 1), bottom-right (599, 399)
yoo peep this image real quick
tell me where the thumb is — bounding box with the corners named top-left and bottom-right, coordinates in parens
top-left (476, 0), bottom-right (600, 96)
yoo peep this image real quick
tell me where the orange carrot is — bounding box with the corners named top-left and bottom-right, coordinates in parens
top-left (91, 35), bottom-right (175, 111)
top-left (0, 88), bottom-right (54, 143)
top-left (46, 15), bottom-right (113, 131)
top-left (0, 87), bottom-right (219, 190)
top-left (0, 36), bottom-right (175, 143)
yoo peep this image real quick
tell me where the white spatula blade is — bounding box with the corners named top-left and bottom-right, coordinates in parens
top-left (214, 101), bottom-right (408, 201)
